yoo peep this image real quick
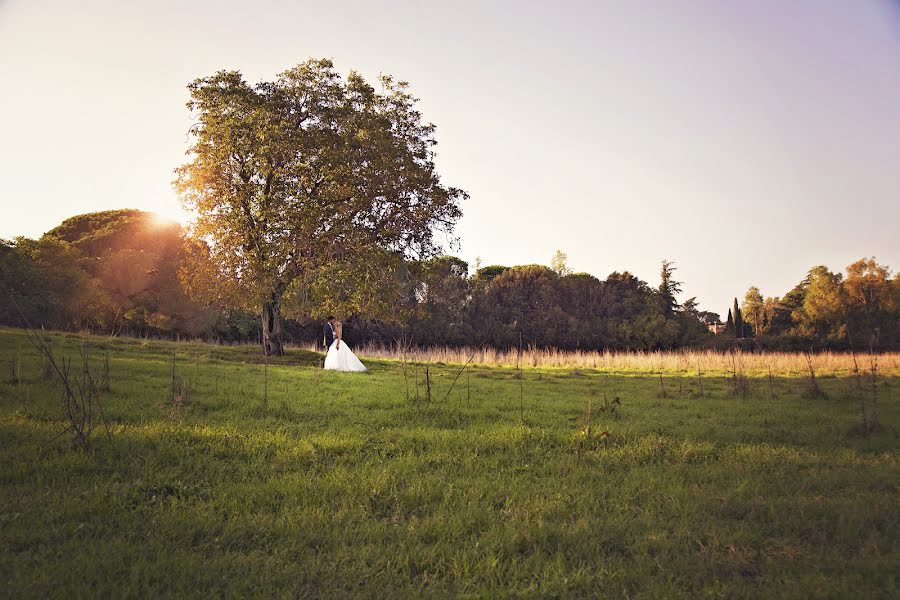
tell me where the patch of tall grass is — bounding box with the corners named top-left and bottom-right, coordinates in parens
top-left (345, 343), bottom-right (900, 375)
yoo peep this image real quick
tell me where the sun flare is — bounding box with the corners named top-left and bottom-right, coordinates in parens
top-left (147, 205), bottom-right (194, 229)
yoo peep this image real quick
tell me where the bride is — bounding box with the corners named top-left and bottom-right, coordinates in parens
top-left (323, 320), bottom-right (367, 372)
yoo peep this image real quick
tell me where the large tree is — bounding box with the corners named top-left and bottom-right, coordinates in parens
top-left (175, 59), bottom-right (466, 354)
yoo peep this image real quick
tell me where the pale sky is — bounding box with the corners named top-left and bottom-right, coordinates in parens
top-left (1, 0), bottom-right (899, 316)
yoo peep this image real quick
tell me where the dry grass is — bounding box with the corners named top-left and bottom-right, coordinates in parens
top-left (331, 344), bottom-right (900, 376)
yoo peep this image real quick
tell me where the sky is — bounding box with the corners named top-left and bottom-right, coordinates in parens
top-left (1, 0), bottom-right (899, 316)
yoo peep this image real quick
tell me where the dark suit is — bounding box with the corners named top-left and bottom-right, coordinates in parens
top-left (323, 322), bottom-right (335, 350)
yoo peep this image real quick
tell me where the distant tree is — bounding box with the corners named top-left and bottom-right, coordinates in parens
top-left (600, 271), bottom-right (651, 320)
top-left (409, 256), bottom-right (473, 345)
top-left (550, 250), bottom-right (572, 277)
top-left (794, 266), bottom-right (844, 343)
top-left (46, 210), bottom-right (216, 337)
top-left (697, 310), bottom-right (720, 325)
top-left (732, 298), bottom-right (743, 338)
top-left (762, 296), bottom-right (779, 333)
top-left (843, 258), bottom-right (889, 308)
top-left (680, 297), bottom-right (700, 318)
top-left (742, 286), bottom-right (764, 335)
top-left (676, 297), bottom-right (711, 345)
top-left (725, 307), bottom-right (734, 336)
top-left (843, 257), bottom-right (896, 347)
top-left (474, 265), bottom-right (564, 348)
top-left (770, 281), bottom-right (807, 335)
top-left (46, 209), bottom-right (150, 257)
top-left (658, 260), bottom-right (682, 315)
top-left (0, 236), bottom-right (102, 329)
top-left (559, 272), bottom-right (603, 348)
top-left (471, 265), bottom-right (508, 291)
top-left (599, 271), bottom-right (677, 349)
top-left (175, 59), bottom-right (466, 354)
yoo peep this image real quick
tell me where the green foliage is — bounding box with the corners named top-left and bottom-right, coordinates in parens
top-left (720, 259), bottom-right (898, 350)
top-left (407, 256), bottom-right (473, 346)
top-left (842, 258), bottom-right (898, 348)
top-left (474, 265), bottom-right (565, 347)
top-left (0, 236), bottom-right (103, 329)
top-left (46, 209), bottom-right (149, 257)
top-left (1, 328), bottom-right (897, 597)
top-left (795, 266), bottom-right (845, 342)
top-left (1, 211), bottom-right (218, 337)
top-left (675, 297), bottom-right (712, 346)
top-left (742, 286), bottom-right (764, 335)
top-left (463, 266), bottom-right (705, 351)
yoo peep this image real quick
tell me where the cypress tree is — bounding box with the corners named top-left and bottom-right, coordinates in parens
top-left (725, 308), bottom-right (734, 335)
top-left (733, 298), bottom-right (743, 339)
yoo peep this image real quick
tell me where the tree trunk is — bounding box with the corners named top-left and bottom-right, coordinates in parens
top-left (262, 295), bottom-right (284, 356)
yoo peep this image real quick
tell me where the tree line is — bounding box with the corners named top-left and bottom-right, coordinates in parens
top-left (728, 260), bottom-right (899, 350)
top-left (2, 210), bottom-right (896, 351)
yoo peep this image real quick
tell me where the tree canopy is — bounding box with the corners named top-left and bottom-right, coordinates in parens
top-left (1, 210), bottom-right (217, 336)
top-left (174, 59), bottom-right (466, 354)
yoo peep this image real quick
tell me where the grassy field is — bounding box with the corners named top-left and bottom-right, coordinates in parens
top-left (1, 327), bottom-right (898, 598)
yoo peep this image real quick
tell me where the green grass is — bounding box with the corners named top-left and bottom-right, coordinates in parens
top-left (1, 327), bottom-right (898, 598)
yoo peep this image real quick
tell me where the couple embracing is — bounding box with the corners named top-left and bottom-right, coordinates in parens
top-left (322, 317), bottom-right (367, 372)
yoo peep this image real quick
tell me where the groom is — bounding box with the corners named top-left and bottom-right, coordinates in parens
top-left (322, 316), bottom-right (336, 351)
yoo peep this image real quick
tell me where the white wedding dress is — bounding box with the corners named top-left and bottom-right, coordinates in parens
top-left (323, 340), bottom-right (368, 372)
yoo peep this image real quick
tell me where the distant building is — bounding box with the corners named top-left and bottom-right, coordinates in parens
top-left (708, 322), bottom-right (726, 335)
